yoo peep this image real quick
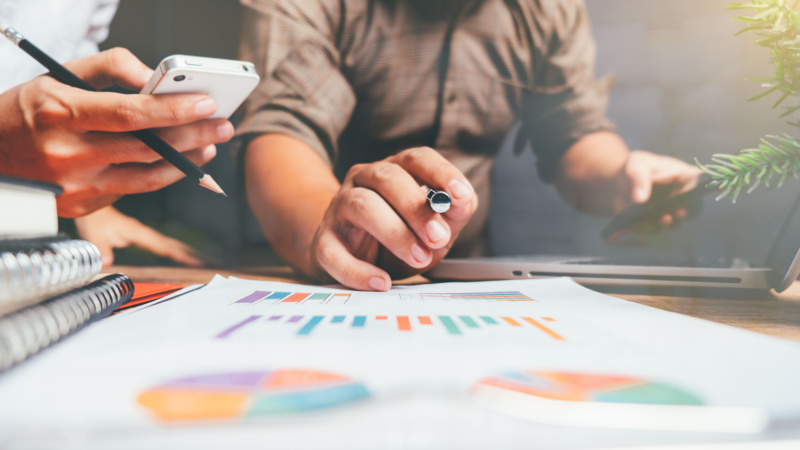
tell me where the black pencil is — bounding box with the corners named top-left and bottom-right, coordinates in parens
top-left (0, 24), bottom-right (226, 197)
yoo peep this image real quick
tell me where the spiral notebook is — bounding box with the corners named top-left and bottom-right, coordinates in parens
top-left (0, 273), bottom-right (134, 371)
top-left (0, 236), bottom-right (103, 316)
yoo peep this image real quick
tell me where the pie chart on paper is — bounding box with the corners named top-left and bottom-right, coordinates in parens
top-left (137, 369), bottom-right (370, 422)
top-left (475, 371), bottom-right (704, 405)
top-left (471, 370), bottom-right (769, 433)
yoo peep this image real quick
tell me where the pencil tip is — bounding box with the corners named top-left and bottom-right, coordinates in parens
top-left (198, 174), bottom-right (227, 197)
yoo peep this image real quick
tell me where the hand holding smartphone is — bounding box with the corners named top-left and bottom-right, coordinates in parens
top-left (601, 174), bottom-right (715, 241)
top-left (141, 55), bottom-right (259, 118)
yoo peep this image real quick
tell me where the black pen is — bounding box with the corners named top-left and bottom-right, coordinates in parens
top-left (0, 24), bottom-right (226, 197)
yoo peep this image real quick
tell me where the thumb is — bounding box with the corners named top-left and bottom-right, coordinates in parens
top-left (64, 47), bottom-right (153, 91)
top-left (628, 164), bottom-right (652, 204)
top-left (96, 242), bottom-right (115, 268)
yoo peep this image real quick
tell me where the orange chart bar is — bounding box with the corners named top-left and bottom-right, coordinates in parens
top-left (375, 316), bottom-right (388, 320)
top-left (501, 317), bottom-right (522, 327)
top-left (397, 316), bottom-right (411, 331)
top-left (282, 293), bottom-right (309, 303)
top-left (523, 317), bottom-right (565, 341)
top-left (418, 316), bottom-right (432, 325)
top-left (326, 293), bottom-right (351, 305)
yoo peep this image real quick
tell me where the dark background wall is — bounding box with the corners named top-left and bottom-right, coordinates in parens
top-left (100, 0), bottom-right (255, 265)
top-left (101, 0), bottom-right (800, 265)
top-left (104, 1), bottom-right (243, 67)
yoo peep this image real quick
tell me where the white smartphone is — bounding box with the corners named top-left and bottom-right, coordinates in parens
top-left (140, 55), bottom-right (260, 119)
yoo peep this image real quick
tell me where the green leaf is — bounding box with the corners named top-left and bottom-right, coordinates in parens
top-left (716, 186), bottom-right (733, 201)
top-left (773, 90), bottom-right (792, 108)
top-left (778, 161), bottom-right (792, 187)
top-left (747, 85), bottom-right (780, 102)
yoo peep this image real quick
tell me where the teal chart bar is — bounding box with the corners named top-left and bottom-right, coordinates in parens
top-left (298, 316), bottom-right (325, 335)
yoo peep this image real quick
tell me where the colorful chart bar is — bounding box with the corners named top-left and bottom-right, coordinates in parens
top-left (331, 316), bottom-right (346, 323)
top-left (459, 316), bottom-right (479, 328)
top-left (397, 316), bottom-right (411, 331)
top-left (501, 317), bottom-right (522, 327)
top-left (215, 315), bottom-right (261, 339)
top-left (298, 316), bottom-right (325, 335)
top-left (268, 315), bottom-right (282, 321)
top-left (304, 293), bottom-right (330, 302)
top-left (282, 293), bottom-right (310, 303)
top-left (266, 292), bottom-right (291, 301)
top-left (418, 316), bottom-right (432, 325)
top-left (352, 316), bottom-right (366, 327)
top-left (480, 316), bottom-right (498, 325)
top-left (439, 316), bottom-right (461, 335)
top-left (234, 291), bottom-right (271, 304)
top-left (288, 315), bottom-right (303, 323)
top-left (522, 317), bottom-right (564, 341)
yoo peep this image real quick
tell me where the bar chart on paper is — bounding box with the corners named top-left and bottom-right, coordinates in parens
top-left (233, 291), bottom-right (353, 305)
top-left (411, 292), bottom-right (535, 301)
top-left (214, 313), bottom-right (565, 340)
top-left (231, 290), bottom-right (535, 306)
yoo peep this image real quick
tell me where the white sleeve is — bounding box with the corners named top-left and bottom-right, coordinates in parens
top-left (76, 0), bottom-right (120, 58)
top-left (0, 0), bottom-right (120, 92)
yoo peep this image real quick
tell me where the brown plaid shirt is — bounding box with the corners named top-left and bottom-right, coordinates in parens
top-left (236, 0), bottom-right (613, 256)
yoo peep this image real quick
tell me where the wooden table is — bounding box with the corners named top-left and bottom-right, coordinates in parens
top-left (112, 265), bottom-right (800, 342)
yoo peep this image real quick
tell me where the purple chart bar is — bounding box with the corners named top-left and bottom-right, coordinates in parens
top-left (288, 315), bottom-right (304, 323)
top-left (234, 291), bottom-right (272, 304)
top-left (215, 315), bottom-right (262, 339)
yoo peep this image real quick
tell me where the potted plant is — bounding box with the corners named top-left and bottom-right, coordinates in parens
top-left (697, 0), bottom-right (800, 202)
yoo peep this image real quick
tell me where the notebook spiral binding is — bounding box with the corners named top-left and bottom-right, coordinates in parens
top-left (0, 237), bottom-right (103, 316)
top-left (0, 273), bottom-right (134, 371)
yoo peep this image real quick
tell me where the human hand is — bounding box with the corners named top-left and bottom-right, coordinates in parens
top-left (74, 206), bottom-right (210, 268)
top-left (0, 47), bottom-right (234, 217)
top-left (618, 150), bottom-right (703, 230)
top-left (310, 147), bottom-right (478, 291)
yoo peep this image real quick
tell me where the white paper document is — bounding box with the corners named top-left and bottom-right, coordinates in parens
top-left (1, 277), bottom-right (799, 449)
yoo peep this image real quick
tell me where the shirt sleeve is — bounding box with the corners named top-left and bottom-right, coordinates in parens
top-left (516, 0), bottom-right (614, 183)
top-left (235, 0), bottom-right (356, 166)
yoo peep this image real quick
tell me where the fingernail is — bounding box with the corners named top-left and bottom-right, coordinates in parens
top-left (142, 68), bottom-right (155, 84)
top-left (449, 179), bottom-right (471, 200)
top-left (217, 122), bottom-right (234, 140)
top-left (202, 145), bottom-right (217, 159)
top-left (411, 242), bottom-right (430, 264)
top-left (634, 187), bottom-right (648, 203)
top-left (427, 220), bottom-right (447, 244)
top-left (194, 99), bottom-right (216, 117)
top-left (368, 276), bottom-right (387, 291)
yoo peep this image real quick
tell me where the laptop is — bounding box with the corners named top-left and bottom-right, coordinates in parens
top-left (427, 190), bottom-right (800, 292)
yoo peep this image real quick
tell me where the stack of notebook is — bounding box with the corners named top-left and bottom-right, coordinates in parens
top-left (0, 176), bottom-right (134, 371)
